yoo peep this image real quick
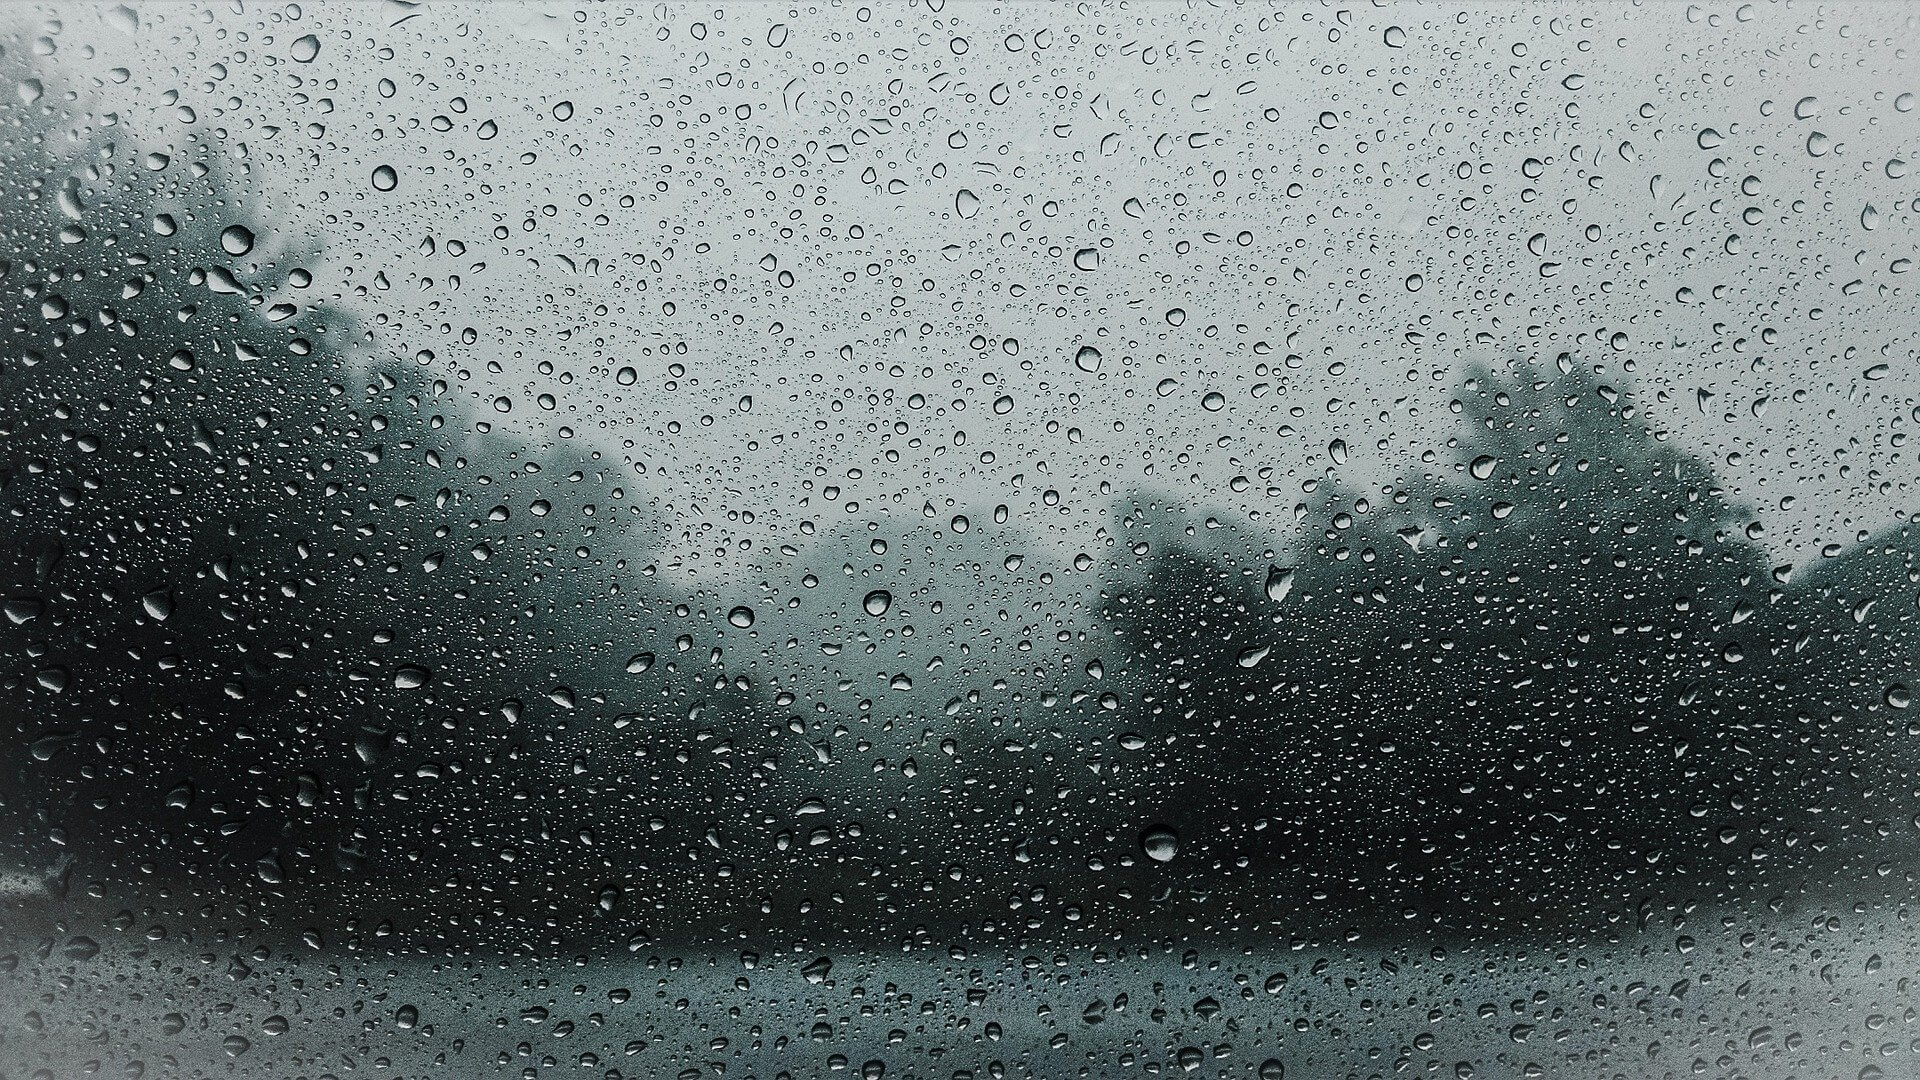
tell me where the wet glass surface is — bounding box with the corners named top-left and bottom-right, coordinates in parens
top-left (3, 4), bottom-right (1919, 1079)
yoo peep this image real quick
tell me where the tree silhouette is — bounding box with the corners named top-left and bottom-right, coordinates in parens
top-left (7, 68), bottom-right (1912, 952)
top-left (1087, 355), bottom-right (1855, 933)
top-left (0, 78), bottom-right (788, 950)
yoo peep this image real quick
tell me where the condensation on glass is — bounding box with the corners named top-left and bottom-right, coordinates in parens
top-left (2, 4), bottom-right (1917, 1079)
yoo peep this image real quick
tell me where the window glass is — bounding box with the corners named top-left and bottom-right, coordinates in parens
top-left (4, 6), bottom-right (1918, 1080)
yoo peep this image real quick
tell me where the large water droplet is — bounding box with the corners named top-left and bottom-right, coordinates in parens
top-left (220, 225), bottom-right (256, 255)
top-left (863, 589), bottom-right (892, 617)
top-left (1266, 566), bottom-right (1295, 603)
top-left (141, 588), bottom-right (174, 622)
top-left (1140, 825), bottom-right (1180, 862)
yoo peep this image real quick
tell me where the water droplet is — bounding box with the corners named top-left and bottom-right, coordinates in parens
top-left (552, 100), bottom-right (574, 122)
top-left (1140, 824), bottom-right (1180, 862)
top-left (141, 588), bottom-right (174, 622)
top-left (1887, 683), bottom-right (1910, 710)
top-left (955, 189), bottom-right (980, 219)
top-left (1470, 454), bottom-right (1499, 480)
top-left (1074, 345), bottom-right (1103, 373)
top-left (727, 605), bottom-right (756, 629)
top-left (1383, 25), bottom-right (1405, 47)
top-left (1266, 566), bottom-right (1295, 603)
top-left (371, 164), bottom-right (398, 191)
top-left (290, 34), bottom-right (320, 63)
top-left (626, 653), bottom-right (655, 674)
top-left (863, 589), bottom-right (892, 617)
top-left (220, 225), bottom-right (255, 255)
top-left (1328, 439), bottom-right (1348, 464)
top-left (393, 665), bottom-right (431, 689)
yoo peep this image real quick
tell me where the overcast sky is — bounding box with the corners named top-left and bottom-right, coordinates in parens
top-left (18, 1), bottom-right (1920, 582)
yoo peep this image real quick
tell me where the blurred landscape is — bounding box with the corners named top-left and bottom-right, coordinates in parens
top-left (4, 4), bottom-right (1920, 1079)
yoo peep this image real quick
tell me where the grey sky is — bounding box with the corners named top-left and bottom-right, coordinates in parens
top-left (22, 0), bottom-right (1919, 581)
